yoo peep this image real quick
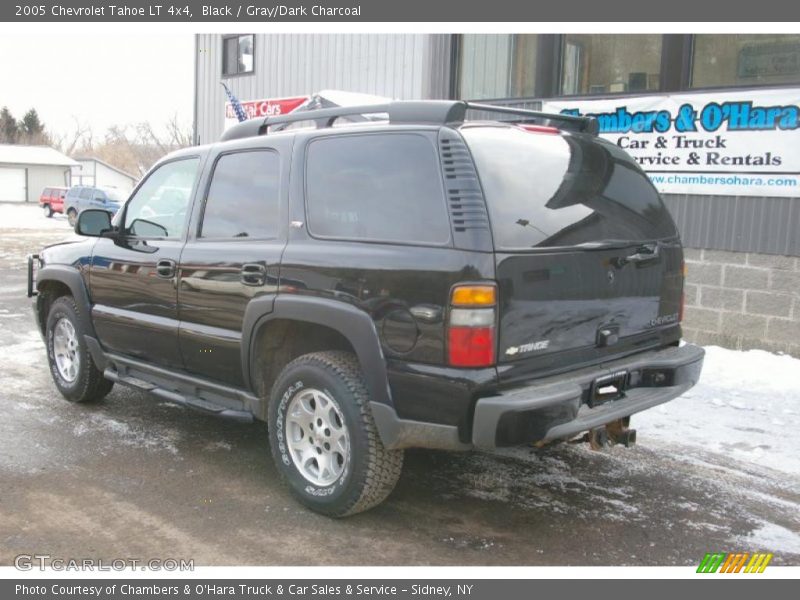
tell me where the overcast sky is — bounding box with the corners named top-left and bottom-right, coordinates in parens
top-left (0, 34), bottom-right (194, 140)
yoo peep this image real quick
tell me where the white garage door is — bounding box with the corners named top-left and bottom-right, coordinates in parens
top-left (0, 167), bottom-right (27, 202)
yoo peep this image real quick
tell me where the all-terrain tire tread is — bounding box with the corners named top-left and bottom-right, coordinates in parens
top-left (272, 350), bottom-right (403, 517)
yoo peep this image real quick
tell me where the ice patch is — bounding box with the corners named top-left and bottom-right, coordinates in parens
top-left (738, 521), bottom-right (800, 555)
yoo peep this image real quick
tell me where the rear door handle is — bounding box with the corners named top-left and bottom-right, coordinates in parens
top-left (241, 263), bottom-right (267, 287)
top-left (156, 259), bottom-right (176, 278)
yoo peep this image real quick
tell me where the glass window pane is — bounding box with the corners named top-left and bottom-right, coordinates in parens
top-left (692, 34), bottom-right (800, 88)
top-left (560, 35), bottom-right (662, 96)
top-left (238, 34), bottom-right (254, 73)
top-left (124, 158), bottom-right (199, 238)
top-left (223, 37), bottom-right (238, 75)
top-left (306, 134), bottom-right (450, 244)
top-left (201, 151), bottom-right (280, 239)
top-left (462, 126), bottom-right (676, 250)
top-left (458, 34), bottom-right (538, 99)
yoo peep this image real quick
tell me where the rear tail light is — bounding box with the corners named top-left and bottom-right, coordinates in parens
top-left (447, 284), bottom-right (497, 367)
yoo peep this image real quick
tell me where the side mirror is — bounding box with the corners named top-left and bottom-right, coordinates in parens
top-left (75, 209), bottom-right (113, 237)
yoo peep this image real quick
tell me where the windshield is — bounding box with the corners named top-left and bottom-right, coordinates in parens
top-left (461, 126), bottom-right (677, 250)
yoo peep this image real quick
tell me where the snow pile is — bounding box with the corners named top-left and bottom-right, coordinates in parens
top-left (636, 345), bottom-right (800, 475)
top-left (0, 203), bottom-right (73, 230)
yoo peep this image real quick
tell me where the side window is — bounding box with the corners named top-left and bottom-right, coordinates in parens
top-left (93, 190), bottom-right (105, 201)
top-left (79, 188), bottom-right (92, 200)
top-left (201, 151), bottom-right (280, 239)
top-left (67, 188), bottom-right (79, 198)
top-left (43, 188), bottom-right (51, 196)
top-left (123, 158), bottom-right (200, 238)
top-left (305, 134), bottom-right (450, 244)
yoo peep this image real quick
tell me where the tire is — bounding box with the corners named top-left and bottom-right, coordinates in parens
top-left (67, 208), bottom-right (77, 227)
top-left (45, 296), bottom-right (114, 403)
top-left (268, 351), bottom-right (403, 517)
top-left (43, 204), bottom-right (53, 218)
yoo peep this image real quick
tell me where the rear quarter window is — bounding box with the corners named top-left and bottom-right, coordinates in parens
top-left (305, 133), bottom-right (450, 245)
top-left (461, 126), bottom-right (677, 250)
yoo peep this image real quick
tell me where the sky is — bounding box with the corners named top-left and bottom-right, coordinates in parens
top-left (0, 34), bottom-right (194, 140)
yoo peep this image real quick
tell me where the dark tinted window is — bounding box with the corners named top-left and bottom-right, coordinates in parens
top-left (306, 134), bottom-right (449, 244)
top-left (201, 151), bottom-right (280, 239)
top-left (461, 126), bottom-right (677, 250)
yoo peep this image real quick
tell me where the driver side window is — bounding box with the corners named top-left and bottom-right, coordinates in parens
top-left (124, 157), bottom-right (200, 238)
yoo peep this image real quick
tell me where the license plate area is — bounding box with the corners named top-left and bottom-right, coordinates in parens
top-left (588, 370), bottom-right (628, 408)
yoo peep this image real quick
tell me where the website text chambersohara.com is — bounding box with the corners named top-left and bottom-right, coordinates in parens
top-left (46, 4), bottom-right (362, 17)
top-left (17, 584), bottom-right (456, 596)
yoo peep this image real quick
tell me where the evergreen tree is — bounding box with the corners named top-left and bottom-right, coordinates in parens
top-left (20, 108), bottom-right (45, 138)
top-left (0, 107), bottom-right (17, 143)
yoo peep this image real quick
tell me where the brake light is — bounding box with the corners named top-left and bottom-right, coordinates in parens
top-left (517, 124), bottom-right (560, 134)
top-left (447, 284), bottom-right (497, 367)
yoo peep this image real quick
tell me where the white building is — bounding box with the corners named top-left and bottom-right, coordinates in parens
top-left (0, 144), bottom-right (77, 203)
top-left (71, 157), bottom-right (137, 193)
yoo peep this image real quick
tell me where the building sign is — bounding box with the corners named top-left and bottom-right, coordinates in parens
top-left (223, 96), bottom-right (309, 130)
top-left (543, 88), bottom-right (800, 197)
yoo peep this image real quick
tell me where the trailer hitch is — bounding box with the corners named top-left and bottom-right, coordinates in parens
top-left (578, 417), bottom-right (637, 450)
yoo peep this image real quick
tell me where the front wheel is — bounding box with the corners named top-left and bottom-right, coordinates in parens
top-left (43, 204), bottom-right (53, 218)
top-left (268, 351), bottom-right (403, 517)
top-left (46, 296), bottom-right (114, 403)
top-left (66, 208), bottom-right (77, 227)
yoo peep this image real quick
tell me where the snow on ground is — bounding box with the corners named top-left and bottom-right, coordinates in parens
top-left (0, 202), bottom-right (74, 230)
top-left (636, 345), bottom-right (800, 476)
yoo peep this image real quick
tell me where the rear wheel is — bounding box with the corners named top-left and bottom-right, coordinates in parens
top-left (43, 204), bottom-right (53, 218)
top-left (66, 208), bottom-right (77, 227)
top-left (268, 351), bottom-right (403, 517)
top-left (46, 296), bottom-right (113, 403)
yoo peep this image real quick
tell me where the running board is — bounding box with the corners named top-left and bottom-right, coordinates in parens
top-left (104, 369), bottom-right (254, 422)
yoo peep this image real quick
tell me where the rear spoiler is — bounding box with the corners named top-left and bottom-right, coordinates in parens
top-left (220, 100), bottom-right (599, 142)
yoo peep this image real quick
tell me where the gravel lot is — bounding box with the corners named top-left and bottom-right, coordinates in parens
top-left (1, 203), bottom-right (799, 566)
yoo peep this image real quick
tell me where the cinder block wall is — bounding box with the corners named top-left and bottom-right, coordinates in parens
top-left (682, 248), bottom-right (800, 357)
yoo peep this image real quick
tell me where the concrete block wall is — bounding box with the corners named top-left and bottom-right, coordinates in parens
top-left (682, 248), bottom-right (800, 357)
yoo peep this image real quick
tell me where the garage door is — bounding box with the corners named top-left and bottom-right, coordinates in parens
top-left (0, 167), bottom-right (27, 202)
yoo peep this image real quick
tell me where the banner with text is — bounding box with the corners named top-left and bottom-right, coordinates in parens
top-left (543, 88), bottom-right (800, 198)
top-left (224, 96), bottom-right (309, 130)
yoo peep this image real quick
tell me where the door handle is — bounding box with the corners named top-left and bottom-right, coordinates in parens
top-left (241, 263), bottom-right (267, 287)
top-left (156, 259), bottom-right (176, 278)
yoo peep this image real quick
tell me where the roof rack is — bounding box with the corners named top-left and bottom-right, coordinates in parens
top-left (219, 100), bottom-right (598, 142)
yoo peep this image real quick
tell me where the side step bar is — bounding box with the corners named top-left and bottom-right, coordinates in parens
top-left (104, 369), bottom-right (254, 422)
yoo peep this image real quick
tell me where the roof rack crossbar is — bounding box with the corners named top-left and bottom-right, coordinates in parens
top-left (218, 99), bottom-right (598, 142)
top-left (465, 102), bottom-right (599, 135)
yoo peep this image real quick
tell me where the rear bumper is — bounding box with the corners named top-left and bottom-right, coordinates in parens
top-left (471, 343), bottom-right (704, 449)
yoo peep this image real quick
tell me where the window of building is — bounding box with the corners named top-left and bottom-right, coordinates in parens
top-left (124, 158), bottom-right (199, 239)
top-left (458, 34), bottom-right (539, 99)
top-left (222, 34), bottom-right (255, 76)
top-left (305, 134), bottom-right (450, 245)
top-left (201, 151), bottom-right (280, 239)
top-left (691, 34), bottom-right (800, 88)
top-left (560, 35), bottom-right (663, 95)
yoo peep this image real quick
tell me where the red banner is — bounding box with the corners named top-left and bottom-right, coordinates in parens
top-left (225, 96), bottom-right (308, 121)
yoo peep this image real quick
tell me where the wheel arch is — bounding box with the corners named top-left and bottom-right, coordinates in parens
top-left (36, 266), bottom-right (96, 339)
top-left (243, 295), bottom-right (393, 417)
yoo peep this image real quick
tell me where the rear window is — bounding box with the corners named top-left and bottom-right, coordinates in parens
top-left (305, 133), bottom-right (450, 245)
top-left (461, 126), bottom-right (677, 250)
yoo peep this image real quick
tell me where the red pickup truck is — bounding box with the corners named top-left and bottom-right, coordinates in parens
top-left (39, 187), bottom-right (68, 218)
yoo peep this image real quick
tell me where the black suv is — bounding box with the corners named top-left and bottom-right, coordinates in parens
top-left (28, 101), bottom-right (704, 517)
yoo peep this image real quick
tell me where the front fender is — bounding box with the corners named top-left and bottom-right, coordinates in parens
top-left (35, 265), bottom-right (96, 338)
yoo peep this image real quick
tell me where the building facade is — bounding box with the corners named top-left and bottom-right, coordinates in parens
top-left (71, 157), bottom-right (138, 193)
top-left (0, 144), bottom-right (77, 203)
top-left (194, 33), bottom-right (800, 356)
